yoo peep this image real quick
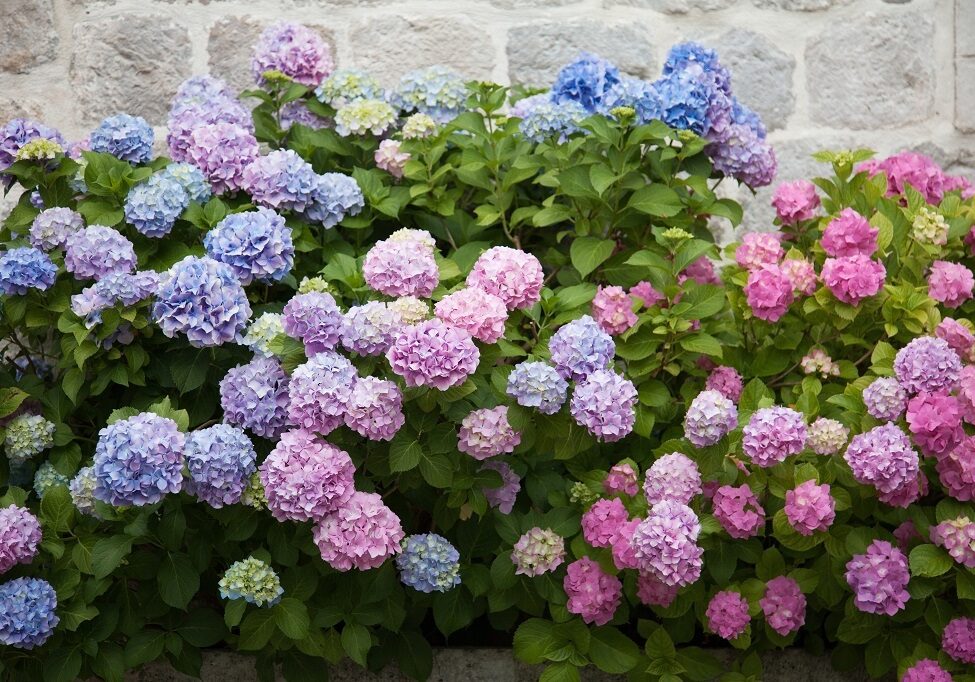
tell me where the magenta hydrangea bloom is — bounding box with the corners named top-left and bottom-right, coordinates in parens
top-left (64, 225), bottom-right (136, 281)
top-left (683, 256), bottom-right (720, 286)
top-left (844, 539), bottom-right (910, 616)
top-left (251, 22), bottom-right (334, 87)
top-left (706, 590), bottom-right (750, 640)
top-left (859, 151), bottom-right (947, 204)
top-left (784, 480), bottom-right (835, 536)
top-left (362, 237), bottom-right (439, 298)
top-left (610, 519), bottom-right (641, 570)
top-left (563, 557), bottom-right (622, 626)
top-left (643, 453), bottom-right (702, 506)
top-left (466, 246), bottom-right (543, 310)
top-left (862, 377), bottom-right (908, 422)
top-left (771, 179), bottom-right (820, 225)
top-left (931, 517), bottom-right (975, 569)
top-left (735, 232), bottom-right (783, 270)
top-left (937, 437), bottom-right (975, 501)
top-left (480, 460), bottom-right (520, 514)
top-left (569, 369), bottom-right (637, 442)
top-left (548, 315), bottom-right (615, 382)
top-left (906, 391), bottom-right (964, 458)
top-left (943, 617), bottom-right (975, 664)
top-left (282, 291), bottom-right (344, 355)
top-left (960, 366), bottom-right (975, 425)
top-left (712, 484), bottom-right (765, 539)
top-left (511, 527), bottom-right (565, 576)
top-left (760, 576), bottom-right (805, 636)
top-left (313, 491), bottom-right (404, 571)
top-left (343, 377), bottom-right (405, 442)
top-left (894, 337), bottom-right (961, 396)
top-left (821, 254), bottom-right (886, 306)
top-left (591, 285), bottom-right (638, 335)
top-left (820, 208), bottom-right (878, 258)
top-left (434, 288), bottom-right (508, 344)
top-left (287, 352), bottom-right (357, 435)
top-left (706, 366), bottom-right (744, 402)
top-left (604, 462), bottom-right (639, 496)
top-left (630, 501), bottom-right (703, 587)
top-left (844, 423), bottom-right (919, 496)
top-left (183, 122), bottom-right (260, 195)
top-left (901, 659), bottom-right (952, 682)
top-left (876, 470), bottom-right (926, 509)
top-left (780, 258), bottom-right (818, 296)
top-left (259, 429), bottom-right (355, 522)
top-left (684, 389), bottom-right (737, 447)
top-left (742, 406), bottom-right (807, 468)
top-left (387, 319), bottom-right (479, 390)
top-left (457, 406), bottom-right (520, 460)
top-left (928, 260), bottom-right (975, 308)
top-left (629, 280), bottom-right (665, 308)
top-left (341, 301), bottom-right (403, 356)
top-left (744, 264), bottom-right (794, 322)
top-left (581, 498), bottom-right (629, 548)
top-left (637, 572), bottom-right (680, 608)
top-left (219, 356), bottom-right (291, 439)
top-left (0, 506), bottom-right (41, 574)
top-left (936, 318), bottom-right (975, 361)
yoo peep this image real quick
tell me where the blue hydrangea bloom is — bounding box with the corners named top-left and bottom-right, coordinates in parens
top-left (602, 77), bottom-right (663, 124)
top-left (548, 315), bottom-right (616, 382)
top-left (731, 99), bottom-right (766, 139)
top-left (0, 247), bottom-right (57, 295)
top-left (159, 162), bottom-right (213, 203)
top-left (306, 173), bottom-right (364, 228)
top-left (662, 42), bottom-right (731, 94)
top-left (124, 174), bottom-right (189, 237)
top-left (184, 424), bottom-right (257, 508)
top-left (153, 256), bottom-right (252, 347)
top-left (89, 114), bottom-right (154, 164)
top-left (0, 577), bottom-right (59, 649)
top-left (93, 412), bottom-right (185, 507)
top-left (516, 96), bottom-right (588, 144)
top-left (396, 533), bottom-right (462, 593)
top-left (203, 208), bottom-right (294, 285)
top-left (653, 69), bottom-right (718, 136)
top-left (551, 52), bottom-right (621, 113)
top-left (219, 557), bottom-right (283, 607)
top-left (69, 270), bottom-right (158, 328)
top-left (33, 462), bottom-right (68, 498)
top-left (315, 68), bottom-right (384, 107)
top-left (241, 149), bottom-right (320, 215)
top-left (506, 361), bottom-right (568, 415)
top-left (392, 66), bottom-right (468, 123)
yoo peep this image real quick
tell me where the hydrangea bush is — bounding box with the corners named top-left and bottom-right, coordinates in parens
top-left (0, 21), bottom-right (972, 682)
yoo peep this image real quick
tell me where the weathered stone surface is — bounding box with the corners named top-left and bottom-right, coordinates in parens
top-left (488, 0), bottom-right (583, 7)
top-left (959, 0), bottom-right (975, 57)
top-left (754, 0), bottom-right (852, 9)
top-left (507, 21), bottom-right (656, 86)
top-left (710, 29), bottom-right (795, 131)
top-left (349, 16), bottom-right (495, 87)
top-left (607, 0), bottom-right (735, 11)
top-left (0, 97), bottom-right (45, 124)
top-left (805, 11), bottom-right (935, 129)
top-left (70, 15), bottom-right (192, 126)
top-left (0, 0), bottom-right (58, 74)
top-left (957, 58), bottom-right (975, 133)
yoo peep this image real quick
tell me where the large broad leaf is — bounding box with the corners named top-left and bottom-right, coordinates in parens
top-left (92, 536), bottom-right (133, 579)
top-left (513, 619), bottom-right (562, 664)
top-left (158, 552), bottom-right (200, 610)
top-left (569, 237), bottom-right (616, 278)
top-left (588, 627), bottom-right (640, 674)
top-left (627, 184), bottom-right (682, 217)
top-left (909, 544), bottom-right (954, 578)
top-left (274, 598), bottom-right (311, 640)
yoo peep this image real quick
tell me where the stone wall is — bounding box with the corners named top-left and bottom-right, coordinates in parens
top-left (1, 0), bottom-right (972, 230)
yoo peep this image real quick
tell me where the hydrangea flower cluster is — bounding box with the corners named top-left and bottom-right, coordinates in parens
top-left (70, 270), bottom-right (158, 329)
top-left (936, 318), bottom-right (975, 361)
top-left (204, 208), bottom-right (294, 285)
top-left (901, 659), bottom-right (952, 682)
top-left (859, 151), bottom-right (970, 204)
top-left (89, 114), bottom-right (153, 164)
top-left (862, 377), bottom-right (908, 421)
top-left (0, 577), bottom-right (59, 649)
top-left (604, 462), bottom-right (639, 496)
top-left (712, 484), bottom-right (765, 539)
top-left (64, 226), bottom-right (137, 282)
top-left (684, 389), bottom-right (738, 447)
top-left (912, 207), bottom-right (950, 246)
top-left (0, 506), bottom-right (41, 574)
top-left (563, 556), bottom-right (622, 626)
top-left (392, 66), bottom-right (467, 123)
top-left (759, 576), bottom-right (805, 636)
top-left (457, 406), bottom-right (520, 460)
top-left (160, 162), bottom-right (212, 203)
top-left (93, 413), bottom-right (185, 507)
top-left (466, 247), bottom-right (543, 310)
top-left (591, 285), bottom-right (638, 335)
top-left (335, 99), bottom-right (397, 136)
top-left (942, 617), bottom-right (975, 664)
top-left (363, 233), bottom-right (439, 298)
top-left (242, 313), bottom-right (284, 357)
top-left (511, 527), bottom-right (565, 576)
top-left (744, 264), bottom-right (795, 322)
top-left (844, 423), bottom-right (919, 498)
top-left (506, 361), bottom-right (568, 414)
top-left (937, 437), bottom-right (975, 501)
top-left (771, 180), bottom-right (820, 224)
top-left (784, 480), bottom-right (835, 536)
top-left (33, 463), bottom-right (68, 498)
top-left (251, 22), bottom-right (333, 87)
top-left (282, 291), bottom-right (344, 356)
top-left (706, 590), bottom-right (749, 640)
top-left (906, 391), bottom-right (964, 458)
top-left (800, 348), bottom-right (840, 378)
top-left (218, 557), bottom-right (283, 607)
top-left (341, 301), bottom-right (403, 356)
top-left (481, 460), bottom-right (521, 514)
top-left (894, 336), bottom-right (961, 395)
top-left (287, 352), bottom-right (357, 435)
top-left (806, 417), bottom-right (848, 455)
top-left (930, 517), bottom-right (975, 568)
top-left (735, 232), bottom-right (783, 270)
top-left (820, 209), bottom-right (877, 258)
top-left (344, 377), bottom-right (405, 442)
top-left (387, 319), bottom-right (479, 390)
top-left (29, 207), bottom-right (83, 251)
top-left (315, 69), bottom-right (384, 107)
top-left (219, 356), bottom-right (292, 439)
top-left (313, 491), bottom-right (404, 571)
top-left (569, 369), bottom-right (637, 442)
top-left (581, 498), bottom-right (628, 548)
top-left (69, 467), bottom-right (98, 517)
top-left (821, 254), bottom-right (886, 306)
top-left (515, 96), bottom-right (588, 143)
top-left (928, 260), bottom-right (975, 308)
top-left (0, 118), bottom-right (65, 178)
top-left (705, 366), bottom-right (743, 402)
top-left (434, 288), bottom-right (508, 344)
top-left (549, 315), bottom-right (615, 382)
top-left (375, 139), bottom-right (410, 178)
top-left (124, 174), bottom-right (189, 238)
top-left (4, 414), bottom-right (55, 461)
top-left (184, 424), bottom-right (257, 508)
top-left (741, 406), bottom-right (807, 468)
top-left (844, 539), bottom-right (910, 616)
top-left (396, 534), bottom-right (461, 593)
top-left (643, 453), bottom-right (701, 506)
top-left (630, 500), bottom-right (703, 587)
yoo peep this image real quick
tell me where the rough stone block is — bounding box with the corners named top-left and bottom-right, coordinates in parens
top-left (754, 0), bottom-right (852, 9)
top-left (0, 0), bottom-right (58, 74)
top-left (956, 57), bottom-right (975, 133)
top-left (958, 0), bottom-right (975, 57)
top-left (710, 28), bottom-right (795, 131)
top-left (606, 0), bottom-right (735, 11)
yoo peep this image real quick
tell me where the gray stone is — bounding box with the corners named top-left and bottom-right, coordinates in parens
top-left (959, 0), bottom-right (975, 57)
top-left (957, 58), bottom-right (975, 133)
top-left (349, 16), bottom-right (496, 87)
top-left (606, 0), bottom-right (735, 11)
top-left (70, 15), bottom-right (192, 126)
top-left (488, 0), bottom-right (583, 7)
top-left (805, 11), bottom-right (935, 129)
top-left (507, 21), bottom-right (656, 87)
top-left (0, 97), bottom-right (45, 124)
top-left (754, 0), bottom-right (852, 9)
top-left (710, 29), bottom-right (795, 131)
top-left (0, 0), bottom-right (58, 74)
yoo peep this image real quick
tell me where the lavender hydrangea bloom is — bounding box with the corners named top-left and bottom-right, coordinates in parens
top-left (943, 617), bottom-right (975, 664)
top-left (251, 22), bottom-right (334, 87)
top-left (183, 122), bottom-right (260, 195)
top-left (124, 173), bottom-right (190, 237)
top-left (481, 460), bottom-right (521, 514)
top-left (549, 315), bottom-right (615, 382)
top-left (684, 389), bottom-right (738, 447)
top-left (457, 406), bottom-right (521, 460)
top-left (844, 540), bottom-right (910, 616)
top-left (0, 577), bottom-right (59, 649)
top-left (241, 150), bottom-right (319, 215)
top-left (153, 256), bottom-right (251, 347)
top-left (159, 162), bottom-right (213, 204)
top-left (63, 226), bottom-right (137, 281)
top-left (516, 96), bottom-right (588, 143)
top-left (643, 453), bottom-right (702, 506)
top-left (89, 114), bottom-right (154, 164)
top-left (0, 248), bottom-right (57, 295)
top-left (171, 75), bottom-right (234, 110)
top-left (569, 369), bottom-right (637, 442)
top-left (844, 423), bottom-right (919, 496)
top-left (387, 319), bottom-right (479, 390)
top-left (282, 291), bottom-right (344, 355)
top-left (708, 124), bottom-right (777, 187)
top-left (0, 505), bottom-right (41, 574)
top-left (184, 424), bottom-right (257, 508)
top-left (506, 361), bottom-right (568, 414)
top-left (663, 42), bottom-right (731, 91)
top-left (396, 534), bottom-right (462, 593)
top-left (29, 207), bottom-right (83, 251)
top-left (341, 301), bottom-right (403, 356)
top-left (220, 356), bottom-right (291, 439)
top-left (305, 172), bottom-right (364, 228)
top-left (392, 66), bottom-right (467, 123)
top-left (70, 270), bottom-right (158, 328)
top-left (287, 352), bottom-right (357, 435)
top-left (167, 99), bottom-right (253, 165)
top-left (93, 413), bottom-right (185, 506)
top-left (362, 237), bottom-right (439, 298)
top-left (862, 377), bottom-right (908, 421)
top-left (344, 377), bottom-right (405, 441)
top-left (0, 119), bottom-right (65, 176)
top-left (551, 53), bottom-right (622, 113)
top-left (630, 500), bottom-right (703, 587)
top-left (204, 208), bottom-right (294, 285)
top-left (742, 406), bottom-right (807, 468)
top-left (894, 336), bottom-right (961, 395)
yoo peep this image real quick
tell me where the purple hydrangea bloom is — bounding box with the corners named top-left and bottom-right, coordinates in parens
top-left (0, 248), bottom-right (57, 295)
top-left (184, 424), bottom-right (257, 508)
top-left (862, 377), bottom-right (908, 421)
top-left (220, 356), bottom-right (291, 439)
top-left (0, 577), bottom-right (59, 649)
top-left (305, 172), bottom-right (364, 228)
top-left (153, 256), bottom-right (251, 347)
top-left (313, 491), bottom-right (404, 571)
top-left (0, 506), bottom-right (41, 574)
top-left (159, 162), bottom-right (213, 204)
top-left (901, 659), bottom-right (952, 682)
top-left (457, 406), bottom-right (521, 460)
top-left (551, 52), bottom-right (621, 113)
top-left (570, 369), bottom-right (637, 442)
top-left (506, 361), bottom-right (568, 414)
top-left (64, 226), bottom-right (136, 281)
top-left (643, 453), bottom-right (702, 506)
top-left (344, 377), bottom-right (405, 441)
top-left (844, 539), bottom-right (910, 616)
top-left (183, 122), bottom-right (260, 195)
top-left (0, 119), bottom-right (65, 176)
top-left (363, 237), bottom-right (439, 298)
top-left (167, 98), bottom-right (253, 165)
top-left (93, 412), bottom-right (185, 506)
top-left (653, 67), bottom-right (725, 137)
top-left (387, 319), bottom-right (479, 390)
top-left (70, 270), bottom-right (158, 328)
top-left (630, 500), bottom-right (703, 587)
top-left (241, 150), bottom-right (319, 215)
top-left (288, 352), bottom-right (357, 435)
top-left (29, 207), bottom-right (83, 251)
top-left (708, 124), bottom-right (777, 187)
top-left (894, 336), bottom-right (961, 395)
top-left (391, 66), bottom-right (467, 123)
top-left (251, 22), bottom-right (334, 87)
top-left (930, 517), bottom-right (975, 569)
top-left (684, 389), bottom-right (738, 447)
top-left (731, 99), bottom-right (766, 139)
top-left (943, 617), bottom-right (975, 664)
top-left (706, 366), bottom-right (744, 402)
top-left (89, 114), bottom-right (154, 164)
top-left (742, 406), bottom-right (807, 468)
top-left (341, 301), bottom-right (403, 356)
top-left (760, 576), bottom-right (806, 636)
top-left (481, 460), bottom-right (520, 514)
top-left (171, 75), bottom-right (234, 111)
top-left (844, 423), bottom-right (920, 496)
top-left (282, 291), bottom-right (344, 355)
top-left (203, 208), bottom-right (294, 285)
top-left (549, 315), bottom-right (615, 382)
top-left (396, 533), bottom-right (461, 593)
top-left (124, 173), bottom-right (189, 237)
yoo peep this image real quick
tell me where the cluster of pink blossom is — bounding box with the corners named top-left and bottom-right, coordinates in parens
top-left (930, 517), bottom-right (975, 568)
top-left (457, 406), bottom-right (521, 460)
top-left (642, 453), bottom-right (701, 506)
top-left (759, 576), bottom-right (805, 636)
top-left (591, 285), bottom-right (638, 335)
top-left (603, 462), bottom-right (639, 496)
top-left (783, 480), bottom-right (835, 536)
top-left (771, 179), bottom-right (820, 225)
top-left (712, 484), bottom-right (765, 539)
top-left (563, 557), bottom-right (622, 626)
top-left (705, 591), bottom-right (750, 640)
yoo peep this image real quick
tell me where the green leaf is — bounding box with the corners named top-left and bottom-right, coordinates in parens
top-left (394, 631), bottom-right (433, 682)
top-left (92, 535), bottom-right (133, 579)
top-left (158, 552), bottom-right (200, 610)
top-left (176, 609), bottom-right (227, 647)
top-left (389, 430), bottom-right (422, 472)
top-left (169, 349), bottom-right (210, 394)
top-left (274, 598), bottom-right (310, 640)
top-left (539, 663), bottom-right (581, 682)
top-left (569, 237), bottom-right (616, 279)
top-left (238, 610), bottom-right (276, 651)
top-left (588, 627), bottom-right (639, 674)
top-left (514, 619), bottom-right (563, 664)
top-left (627, 184), bottom-right (682, 217)
top-left (836, 611), bottom-right (885, 644)
top-left (43, 646), bottom-right (81, 682)
top-left (909, 544), bottom-right (954, 578)
top-left (91, 643), bottom-right (124, 682)
top-left (124, 630), bottom-right (166, 667)
top-left (341, 623), bottom-right (372, 667)
top-left (0, 387), bottom-right (28, 418)
top-left (679, 333), bottom-right (723, 358)
top-left (433, 588), bottom-right (475, 636)
top-left (224, 599), bottom-right (246, 629)
top-left (40, 484), bottom-right (74, 533)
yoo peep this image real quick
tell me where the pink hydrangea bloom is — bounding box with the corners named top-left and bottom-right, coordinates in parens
top-left (771, 179), bottom-right (820, 225)
top-left (480, 460), bottom-right (521, 514)
top-left (760, 576), bottom-right (806, 636)
top-left (784, 480), bottom-right (835, 536)
top-left (374, 139), bottom-right (410, 178)
top-left (931, 517), bottom-right (975, 569)
top-left (844, 539), bottom-right (910, 616)
top-left (434, 288), bottom-right (508, 343)
top-left (387, 319), bottom-right (479, 390)
top-left (287, 352), bottom-right (356, 435)
top-left (363, 237), bottom-right (439, 298)
top-left (457, 406), bottom-right (520, 460)
top-left (581, 497), bottom-right (629, 548)
top-left (343, 377), bottom-right (405, 441)
top-left (706, 366), bottom-right (744, 402)
top-left (511, 527), bottom-right (565, 576)
top-left (563, 557), bottom-right (622, 626)
top-left (844, 423), bottom-right (920, 496)
top-left (643, 452), bottom-right (702, 506)
top-left (906, 391), bottom-right (964, 458)
top-left (630, 501), bottom-right (703, 587)
top-left (611, 519), bottom-right (641, 570)
top-left (744, 264), bottom-right (794, 322)
top-left (876, 471), bottom-right (926, 509)
top-left (636, 572), bottom-right (680, 607)
top-left (466, 246), bottom-right (543, 310)
top-left (742, 406), bottom-right (807, 468)
top-left (936, 318), bottom-right (975, 361)
top-left (735, 232), bottom-right (783, 270)
top-left (682, 257), bottom-right (720, 286)
top-left (712, 484), bottom-right (765, 539)
top-left (251, 22), bottom-right (333, 87)
top-left (604, 462), bottom-right (639, 496)
top-left (957, 365), bottom-right (975, 424)
top-left (591, 285), bottom-right (638, 336)
top-left (820, 208), bottom-right (877, 258)
top-left (859, 152), bottom-right (946, 204)
top-left (0, 505), bottom-right (41, 574)
top-left (706, 590), bottom-right (750, 640)
top-left (313, 491), bottom-right (404, 571)
top-left (937, 437), bottom-right (975, 501)
top-left (629, 281), bottom-right (665, 308)
top-left (944, 617), bottom-right (975, 664)
top-left (928, 261), bottom-right (975, 308)
top-left (779, 258), bottom-right (818, 296)
top-left (901, 659), bottom-right (952, 682)
top-left (821, 254), bottom-right (886, 305)
top-left (259, 429), bottom-right (355, 522)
